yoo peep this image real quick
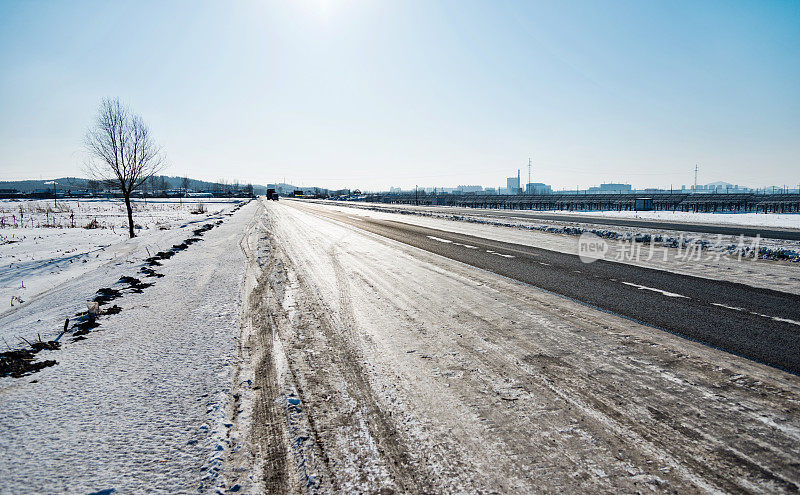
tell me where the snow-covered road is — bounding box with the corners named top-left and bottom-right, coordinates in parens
top-left (304, 200), bottom-right (800, 295)
top-left (249, 199), bottom-right (800, 493)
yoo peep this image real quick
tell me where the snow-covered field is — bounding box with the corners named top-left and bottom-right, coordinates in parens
top-left (0, 199), bottom-right (253, 493)
top-left (0, 198), bottom-right (239, 311)
top-left (0, 198), bottom-right (235, 231)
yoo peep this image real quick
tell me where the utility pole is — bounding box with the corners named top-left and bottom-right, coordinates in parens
top-left (694, 164), bottom-right (698, 193)
top-left (45, 180), bottom-right (58, 207)
top-left (415, 185), bottom-right (418, 205)
top-left (528, 157), bottom-right (532, 195)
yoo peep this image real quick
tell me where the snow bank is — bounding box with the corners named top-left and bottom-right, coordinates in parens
top-left (531, 210), bottom-right (800, 229)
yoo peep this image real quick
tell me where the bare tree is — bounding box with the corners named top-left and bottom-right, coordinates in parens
top-left (146, 175), bottom-right (157, 196)
top-left (86, 179), bottom-right (99, 195)
top-left (158, 176), bottom-right (168, 195)
top-left (85, 98), bottom-right (165, 238)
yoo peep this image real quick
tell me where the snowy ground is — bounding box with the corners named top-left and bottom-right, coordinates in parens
top-left (0, 198), bottom-right (239, 314)
top-left (2, 197), bottom-right (798, 493)
top-left (536, 209), bottom-right (800, 228)
top-left (0, 198), bottom-right (237, 230)
top-left (0, 200), bottom-right (252, 493)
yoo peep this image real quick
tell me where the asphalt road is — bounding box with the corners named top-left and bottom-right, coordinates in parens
top-left (291, 201), bottom-right (800, 374)
top-left (362, 204), bottom-right (800, 241)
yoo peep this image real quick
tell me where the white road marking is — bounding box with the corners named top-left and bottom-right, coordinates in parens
top-left (486, 250), bottom-right (515, 258)
top-left (768, 316), bottom-right (800, 326)
top-left (346, 216), bottom-right (364, 221)
top-left (427, 236), bottom-right (482, 251)
top-left (427, 235), bottom-right (453, 243)
top-left (750, 311), bottom-right (800, 326)
top-left (622, 282), bottom-right (689, 299)
top-left (711, 303), bottom-right (745, 311)
top-left (711, 303), bottom-right (800, 326)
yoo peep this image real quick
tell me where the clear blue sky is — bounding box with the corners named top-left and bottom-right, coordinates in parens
top-left (1, 0), bottom-right (798, 191)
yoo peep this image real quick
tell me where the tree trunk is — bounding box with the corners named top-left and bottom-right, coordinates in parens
top-left (124, 194), bottom-right (135, 238)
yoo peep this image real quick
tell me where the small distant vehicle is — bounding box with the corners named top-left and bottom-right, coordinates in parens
top-left (266, 188), bottom-right (279, 201)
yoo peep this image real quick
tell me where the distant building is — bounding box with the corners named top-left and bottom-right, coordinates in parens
top-left (697, 182), bottom-right (752, 193)
top-left (484, 187), bottom-right (497, 195)
top-left (506, 176), bottom-right (521, 195)
top-left (525, 182), bottom-right (552, 194)
top-left (588, 183), bottom-right (632, 194)
top-left (456, 185), bottom-right (483, 193)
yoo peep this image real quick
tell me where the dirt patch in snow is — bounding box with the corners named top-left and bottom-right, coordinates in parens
top-left (0, 339), bottom-right (60, 378)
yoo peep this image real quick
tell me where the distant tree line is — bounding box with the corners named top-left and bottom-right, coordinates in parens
top-left (1, 177), bottom-right (262, 196)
